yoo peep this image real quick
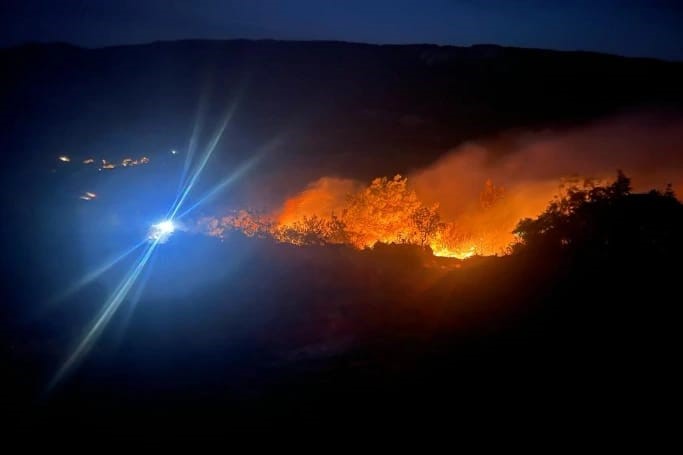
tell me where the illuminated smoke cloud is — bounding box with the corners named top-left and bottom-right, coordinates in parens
top-left (410, 113), bottom-right (683, 252)
top-left (277, 177), bottom-right (362, 225)
top-left (200, 112), bottom-right (683, 258)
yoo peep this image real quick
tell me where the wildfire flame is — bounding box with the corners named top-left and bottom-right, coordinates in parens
top-left (198, 175), bottom-right (515, 259)
top-left (197, 114), bottom-right (683, 259)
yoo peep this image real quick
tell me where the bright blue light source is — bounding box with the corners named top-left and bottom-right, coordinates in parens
top-left (156, 220), bottom-right (175, 234)
top-left (148, 220), bottom-right (175, 242)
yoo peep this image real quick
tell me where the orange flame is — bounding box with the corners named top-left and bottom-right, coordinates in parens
top-left (199, 175), bottom-right (522, 258)
top-left (198, 114), bottom-right (683, 259)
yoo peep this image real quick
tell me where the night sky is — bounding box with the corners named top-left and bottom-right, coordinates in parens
top-left (1, 0), bottom-right (682, 61)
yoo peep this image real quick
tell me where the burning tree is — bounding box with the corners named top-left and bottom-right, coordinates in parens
top-left (341, 175), bottom-right (423, 248)
top-left (409, 204), bottom-right (443, 247)
top-left (198, 174), bottom-right (518, 259)
top-left (198, 210), bottom-right (274, 239)
top-left (273, 214), bottom-right (348, 246)
top-left (268, 175), bottom-right (447, 249)
top-left (224, 210), bottom-right (274, 237)
top-left (479, 179), bottom-right (505, 209)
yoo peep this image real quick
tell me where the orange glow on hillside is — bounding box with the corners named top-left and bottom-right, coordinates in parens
top-left (199, 174), bottom-right (528, 258)
top-left (197, 114), bottom-right (683, 259)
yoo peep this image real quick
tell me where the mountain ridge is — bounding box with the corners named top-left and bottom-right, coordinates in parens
top-left (2, 38), bottom-right (681, 203)
top-left (3, 38), bottom-right (681, 64)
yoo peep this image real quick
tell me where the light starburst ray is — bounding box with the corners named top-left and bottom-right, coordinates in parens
top-left (167, 96), bottom-right (242, 222)
top-left (176, 155), bottom-right (261, 220)
top-left (111, 251), bottom-right (157, 348)
top-left (48, 89), bottom-right (249, 392)
top-left (175, 135), bottom-right (281, 219)
top-left (48, 238), bottom-right (161, 390)
top-left (171, 90), bottom-right (208, 212)
top-left (46, 240), bottom-right (147, 307)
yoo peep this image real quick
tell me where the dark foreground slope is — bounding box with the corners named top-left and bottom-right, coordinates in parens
top-left (6, 188), bottom-right (682, 435)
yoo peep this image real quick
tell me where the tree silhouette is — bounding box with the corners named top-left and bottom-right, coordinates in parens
top-left (513, 171), bottom-right (683, 259)
top-left (273, 214), bottom-right (349, 246)
top-left (479, 179), bottom-right (505, 209)
top-left (410, 205), bottom-right (443, 247)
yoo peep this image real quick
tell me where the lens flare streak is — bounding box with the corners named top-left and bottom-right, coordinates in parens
top-left (47, 240), bottom-right (147, 306)
top-left (48, 238), bottom-right (161, 390)
top-left (48, 94), bottom-right (255, 391)
top-left (176, 156), bottom-right (260, 220)
top-left (167, 102), bottom-right (238, 222)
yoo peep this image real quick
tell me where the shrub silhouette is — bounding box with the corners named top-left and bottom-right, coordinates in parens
top-left (513, 171), bottom-right (683, 259)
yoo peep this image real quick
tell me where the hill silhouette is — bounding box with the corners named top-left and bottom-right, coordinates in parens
top-left (2, 40), bottom-right (682, 183)
top-left (2, 40), bottom-right (682, 435)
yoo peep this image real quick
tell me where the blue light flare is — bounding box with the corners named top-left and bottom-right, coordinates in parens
top-left (47, 86), bottom-right (265, 392)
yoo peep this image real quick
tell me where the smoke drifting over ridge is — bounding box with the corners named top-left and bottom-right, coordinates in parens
top-left (204, 113), bottom-right (683, 257)
top-left (406, 113), bottom-right (683, 252)
top-left (412, 113), bottom-right (683, 217)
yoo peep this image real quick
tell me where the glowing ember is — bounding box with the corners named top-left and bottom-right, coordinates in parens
top-left (59, 156), bottom-right (151, 170)
top-left (430, 245), bottom-right (476, 260)
top-left (79, 191), bottom-right (97, 201)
